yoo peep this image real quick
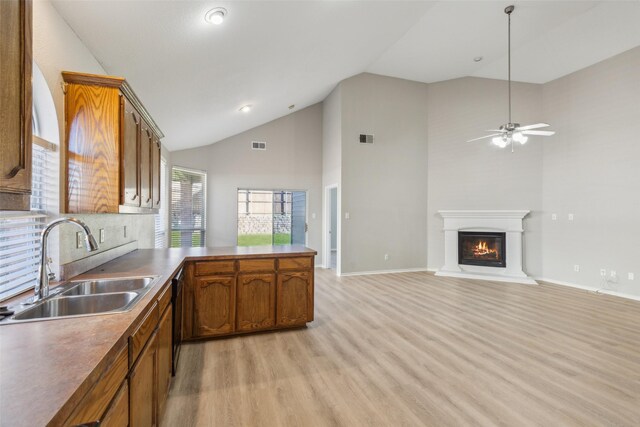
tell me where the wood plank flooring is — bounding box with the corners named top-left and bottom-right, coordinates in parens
top-left (163, 270), bottom-right (640, 426)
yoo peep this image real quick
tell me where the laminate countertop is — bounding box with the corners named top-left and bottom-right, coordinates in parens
top-left (0, 245), bottom-right (316, 427)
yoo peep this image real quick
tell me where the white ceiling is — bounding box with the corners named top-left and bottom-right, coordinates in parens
top-left (51, 1), bottom-right (640, 151)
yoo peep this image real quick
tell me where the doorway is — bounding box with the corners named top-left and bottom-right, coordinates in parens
top-left (237, 189), bottom-right (307, 246)
top-left (325, 185), bottom-right (338, 271)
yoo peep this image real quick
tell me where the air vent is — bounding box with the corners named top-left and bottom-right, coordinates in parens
top-left (359, 134), bottom-right (374, 144)
top-left (251, 141), bottom-right (267, 150)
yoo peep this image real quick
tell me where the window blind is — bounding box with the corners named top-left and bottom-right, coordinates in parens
top-left (0, 143), bottom-right (52, 300)
top-left (170, 167), bottom-right (206, 248)
top-left (154, 158), bottom-right (168, 248)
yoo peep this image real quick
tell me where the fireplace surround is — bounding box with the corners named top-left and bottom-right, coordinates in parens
top-left (436, 210), bottom-right (536, 285)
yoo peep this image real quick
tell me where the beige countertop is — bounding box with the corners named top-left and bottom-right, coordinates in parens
top-left (0, 245), bottom-right (316, 427)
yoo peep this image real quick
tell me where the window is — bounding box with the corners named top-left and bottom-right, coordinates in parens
top-left (170, 167), bottom-right (206, 248)
top-left (237, 189), bottom-right (307, 246)
top-left (0, 140), bottom-right (55, 300)
top-left (154, 158), bottom-right (168, 248)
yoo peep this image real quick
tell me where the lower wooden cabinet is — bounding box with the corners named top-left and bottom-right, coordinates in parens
top-left (185, 255), bottom-right (314, 339)
top-left (194, 275), bottom-right (236, 337)
top-left (236, 273), bottom-right (276, 332)
top-left (157, 305), bottom-right (173, 425)
top-left (277, 271), bottom-right (312, 327)
top-left (129, 329), bottom-right (158, 427)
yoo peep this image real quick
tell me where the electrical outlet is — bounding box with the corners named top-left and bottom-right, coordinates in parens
top-left (573, 265), bottom-right (580, 272)
top-left (568, 213), bottom-right (574, 221)
top-left (600, 268), bottom-right (607, 277)
top-left (629, 273), bottom-right (635, 281)
top-left (551, 213), bottom-right (557, 221)
top-left (345, 212), bottom-right (350, 219)
top-left (384, 254), bottom-right (389, 261)
top-left (76, 232), bottom-right (83, 249)
top-left (311, 213), bottom-right (316, 219)
top-left (99, 229), bottom-right (105, 244)
top-left (609, 270), bottom-right (618, 282)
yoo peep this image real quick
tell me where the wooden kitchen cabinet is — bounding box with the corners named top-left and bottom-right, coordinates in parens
top-left (129, 329), bottom-right (158, 427)
top-left (236, 273), bottom-right (276, 332)
top-left (193, 275), bottom-right (236, 337)
top-left (156, 304), bottom-right (173, 425)
top-left (277, 271), bottom-right (312, 327)
top-left (62, 71), bottom-right (163, 214)
top-left (100, 381), bottom-right (129, 427)
top-left (0, 0), bottom-right (32, 211)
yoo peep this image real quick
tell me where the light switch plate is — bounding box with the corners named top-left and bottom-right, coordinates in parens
top-left (99, 229), bottom-right (105, 244)
top-left (76, 232), bottom-right (83, 249)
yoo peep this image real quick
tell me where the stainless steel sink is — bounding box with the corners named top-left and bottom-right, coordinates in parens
top-left (13, 292), bottom-right (138, 321)
top-left (62, 277), bottom-right (156, 296)
top-left (1, 275), bottom-right (159, 324)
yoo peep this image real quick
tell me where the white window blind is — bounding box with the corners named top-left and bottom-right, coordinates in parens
top-left (170, 166), bottom-right (206, 248)
top-left (0, 143), bottom-right (53, 300)
top-left (154, 158), bottom-right (168, 248)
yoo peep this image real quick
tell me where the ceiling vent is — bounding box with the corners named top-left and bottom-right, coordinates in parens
top-left (359, 134), bottom-right (374, 144)
top-left (251, 141), bottom-right (267, 150)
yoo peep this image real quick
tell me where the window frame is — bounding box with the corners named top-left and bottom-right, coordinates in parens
top-left (170, 166), bottom-right (207, 248)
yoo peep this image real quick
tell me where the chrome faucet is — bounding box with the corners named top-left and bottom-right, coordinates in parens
top-left (34, 218), bottom-right (99, 302)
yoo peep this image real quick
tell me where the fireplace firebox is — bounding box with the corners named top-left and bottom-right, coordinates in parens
top-left (458, 231), bottom-right (506, 268)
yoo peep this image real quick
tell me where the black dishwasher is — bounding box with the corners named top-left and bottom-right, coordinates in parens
top-left (172, 267), bottom-right (184, 376)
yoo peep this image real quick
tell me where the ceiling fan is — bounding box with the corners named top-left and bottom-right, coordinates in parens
top-left (467, 5), bottom-right (555, 151)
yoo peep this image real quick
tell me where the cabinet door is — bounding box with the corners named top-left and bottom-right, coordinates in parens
top-left (152, 136), bottom-right (161, 210)
top-left (101, 381), bottom-right (129, 427)
top-left (129, 330), bottom-right (158, 427)
top-left (276, 271), bottom-right (310, 327)
top-left (139, 121), bottom-right (153, 209)
top-left (157, 305), bottom-right (172, 425)
top-left (0, 0), bottom-right (32, 211)
top-left (237, 273), bottom-right (276, 332)
top-left (121, 97), bottom-right (140, 207)
top-left (194, 275), bottom-right (236, 336)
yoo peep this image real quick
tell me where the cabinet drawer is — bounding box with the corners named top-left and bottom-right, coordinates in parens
top-left (238, 258), bottom-right (275, 273)
top-left (158, 283), bottom-right (171, 314)
top-left (195, 260), bottom-right (235, 276)
top-left (65, 345), bottom-right (128, 425)
top-left (129, 302), bottom-right (159, 366)
top-left (279, 257), bottom-right (312, 270)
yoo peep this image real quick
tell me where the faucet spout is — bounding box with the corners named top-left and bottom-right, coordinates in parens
top-left (34, 217), bottom-right (99, 302)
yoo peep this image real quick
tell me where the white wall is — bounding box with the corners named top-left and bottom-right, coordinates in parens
top-left (426, 77), bottom-right (544, 277)
top-left (171, 104), bottom-right (323, 263)
top-left (541, 46), bottom-right (640, 296)
top-left (33, 0), bottom-right (157, 269)
top-left (339, 73), bottom-right (429, 274)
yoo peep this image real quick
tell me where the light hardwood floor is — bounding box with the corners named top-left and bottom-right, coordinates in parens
top-left (164, 270), bottom-right (640, 426)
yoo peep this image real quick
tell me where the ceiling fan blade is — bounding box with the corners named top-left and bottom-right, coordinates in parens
top-left (522, 130), bottom-right (555, 136)
top-left (516, 123), bottom-right (550, 131)
top-left (467, 133), bottom-right (502, 142)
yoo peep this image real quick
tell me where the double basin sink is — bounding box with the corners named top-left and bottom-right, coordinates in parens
top-left (4, 276), bottom-right (158, 323)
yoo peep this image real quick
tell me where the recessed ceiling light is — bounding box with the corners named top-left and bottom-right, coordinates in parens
top-left (474, 56), bottom-right (483, 62)
top-left (239, 104), bottom-right (252, 113)
top-left (205, 7), bottom-right (227, 25)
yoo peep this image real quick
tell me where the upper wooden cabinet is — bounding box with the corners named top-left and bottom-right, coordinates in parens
top-left (62, 71), bottom-right (164, 214)
top-left (0, 0), bottom-right (32, 211)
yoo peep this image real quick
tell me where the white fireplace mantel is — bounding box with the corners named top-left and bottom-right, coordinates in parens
top-left (436, 210), bottom-right (537, 285)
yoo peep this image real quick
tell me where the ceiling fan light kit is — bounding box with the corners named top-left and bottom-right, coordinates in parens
top-left (468, 5), bottom-right (555, 151)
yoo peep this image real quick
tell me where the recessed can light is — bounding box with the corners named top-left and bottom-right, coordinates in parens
top-left (205, 7), bottom-right (227, 25)
top-left (474, 56), bottom-right (483, 62)
top-left (239, 104), bottom-right (252, 113)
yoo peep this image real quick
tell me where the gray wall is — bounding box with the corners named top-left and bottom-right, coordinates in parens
top-left (171, 104), bottom-right (323, 264)
top-left (426, 77), bottom-right (544, 277)
top-left (33, 0), bottom-right (161, 269)
top-left (339, 73), bottom-right (429, 274)
top-left (541, 46), bottom-right (640, 296)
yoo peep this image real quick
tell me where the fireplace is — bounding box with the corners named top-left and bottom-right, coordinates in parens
top-left (458, 231), bottom-right (506, 268)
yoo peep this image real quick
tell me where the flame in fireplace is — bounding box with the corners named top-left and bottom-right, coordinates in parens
top-left (473, 240), bottom-right (497, 257)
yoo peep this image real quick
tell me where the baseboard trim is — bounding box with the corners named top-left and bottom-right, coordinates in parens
top-left (339, 267), bottom-right (430, 277)
top-left (535, 276), bottom-right (640, 302)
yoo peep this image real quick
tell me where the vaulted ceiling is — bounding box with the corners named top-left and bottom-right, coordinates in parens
top-left (51, 1), bottom-right (640, 151)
